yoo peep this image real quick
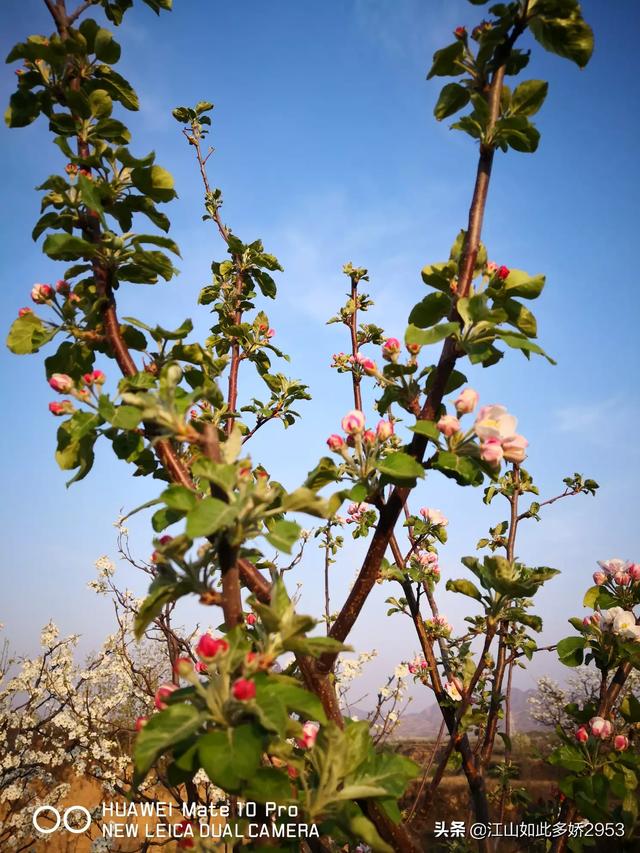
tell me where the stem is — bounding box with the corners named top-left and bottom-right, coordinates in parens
top-left (348, 275), bottom-right (363, 411)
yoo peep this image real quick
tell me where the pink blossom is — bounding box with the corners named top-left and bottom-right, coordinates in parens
top-left (195, 634), bottom-right (229, 661)
top-left (341, 410), bottom-right (366, 435)
top-left (474, 405), bottom-right (517, 441)
top-left (361, 357), bottom-right (378, 376)
top-left (363, 429), bottom-right (376, 445)
top-left (154, 683), bottom-right (178, 710)
top-left (614, 571), bottom-right (631, 586)
top-left (437, 415), bottom-right (460, 437)
top-left (297, 721), bottom-right (320, 749)
top-left (502, 434), bottom-right (528, 463)
top-left (444, 680), bottom-right (462, 701)
top-left (597, 558), bottom-right (629, 577)
top-left (49, 401), bottom-right (73, 416)
top-left (419, 507), bottom-right (448, 527)
top-left (31, 283), bottom-right (54, 303)
top-left (18, 307), bottom-right (32, 317)
top-left (629, 564), bottom-right (640, 582)
top-left (406, 342), bottom-right (421, 355)
top-left (486, 262), bottom-right (498, 275)
top-left (327, 434), bottom-right (345, 451)
top-left (267, 328), bottom-right (275, 338)
top-left (245, 613), bottom-right (257, 626)
top-left (454, 388), bottom-right (479, 415)
top-left (589, 717), bottom-right (613, 739)
top-left (382, 338), bottom-right (402, 362)
top-left (575, 726), bottom-right (588, 743)
top-left (232, 678), bottom-right (256, 701)
top-left (592, 571), bottom-right (607, 586)
top-left (376, 420), bottom-right (394, 441)
top-left (49, 373), bottom-right (74, 393)
top-left (195, 662), bottom-right (208, 674)
top-left (614, 735), bottom-right (629, 751)
top-left (480, 437), bottom-right (504, 465)
top-left (83, 370), bottom-right (106, 385)
top-left (454, 26), bottom-right (466, 39)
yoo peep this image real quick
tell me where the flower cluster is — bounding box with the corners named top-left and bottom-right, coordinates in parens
top-left (575, 716), bottom-right (630, 751)
top-left (423, 615), bottom-right (452, 639)
top-left (47, 370), bottom-right (106, 416)
top-left (410, 550), bottom-right (440, 584)
top-left (474, 404), bottom-right (528, 465)
top-left (331, 351), bottom-right (379, 378)
top-left (593, 558), bottom-right (640, 588)
top-left (419, 507), bottom-right (448, 528)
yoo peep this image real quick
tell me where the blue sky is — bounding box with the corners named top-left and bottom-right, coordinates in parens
top-left (1, 0), bottom-right (639, 704)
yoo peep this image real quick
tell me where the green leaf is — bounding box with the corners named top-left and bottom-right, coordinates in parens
top-left (434, 82), bottom-right (471, 120)
top-left (528, 4), bottom-right (594, 69)
top-left (5, 90), bottom-right (40, 128)
top-left (409, 420), bottom-right (440, 441)
top-left (161, 485), bottom-right (198, 512)
top-left (405, 321), bottom-right (458, 347)
top-left (6, 313), bottom-right (57, 354)
top-left (265, 519), bottom-right (301, 553)
top-left (131, 165), bottom-right (176, 203)
top-left (427, 41), bottom-right (465, 79)
top-left (245, 767), bottom-right (293, 803)
top-left (502, 269), bottom-right (546, 299)
top-left (94, 28), bottom-right (121, 63)
top-left (199, 724), bottom-right (264, 792)
top-left (408, 292), bottom-right (450, 328)
top-left (134, 703), bottom-right (204, 783)
top-left (582, 585), bottom-right (601, 609)
top-left (431, 451), bottom-right (484, 486)
top-left (377, 452), bottom-right (424, 485)
top-left (494, 329), bottom-right (555, 364)
top-left (511, 80), bottom-right (548, 116)
top-left (501, 298), bottom-right (537, 337)
top-left (43, 233), bottom-right (96, 261)
top-left (186, 497), bottom-right (238, 538)
top-left (557, 635), bottom-right (586, 667)
top-left (88, 88), bottom-right (113, 118)
top-left (446, 578), bottom-right (483, 601)
top-left (134, 580), bottom-right (191, 639)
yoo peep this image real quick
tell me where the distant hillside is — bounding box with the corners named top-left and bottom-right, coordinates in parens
top-left (361, 688), bottom-right (545, 739)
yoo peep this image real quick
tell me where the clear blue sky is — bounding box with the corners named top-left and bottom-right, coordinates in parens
top-left (1, 0), bottom-right (639, 702)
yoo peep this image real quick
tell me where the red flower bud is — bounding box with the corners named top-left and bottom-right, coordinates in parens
top-left (454, 26), bottom-right (466, 39)
top-left (497, 265), bottom-right (510, 280)
top-left (55, 279), bottom-right (70, 294)
top-left (195, 634), bottom-right (229, 661)
top-left (135, 715), bottom-right (148, 732)
top-left (232, 678), bottom-right (256, 701)
top-left (363, 429), bottom-right (376, 445)
top-left (31, 283), bottom-right (54, 304)
top-left (245, 613), bottom-right (257, 626)
top-left (154, 683), bottom-right (178, 710)
top-left (327, 434), bottom-right (345, 452)
top-left (18, 307), bottom-right (32, 317)
top-left (49, 373), bottom-right (74, 393)
top-left (575, 726), bottom-right (589, 743)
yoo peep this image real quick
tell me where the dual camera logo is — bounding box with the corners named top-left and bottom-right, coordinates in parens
top-left (32, 805), bottom-right (93, 834)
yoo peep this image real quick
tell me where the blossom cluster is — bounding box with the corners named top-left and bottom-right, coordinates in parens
top-left (48, 370), bottom-right (106, 416)
top-left (575, 716), bottom-right (630, 752)
top-left (593, 558), bottom-right (640, 589)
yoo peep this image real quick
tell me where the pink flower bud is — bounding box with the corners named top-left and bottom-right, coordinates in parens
top-left (18, 307), bottom-right (32, 317)
top-left (591, 612), bottom-right (601, 624)
top-left (454, 26), bottom-right (466, 39)
top-left (49, 373), bottom-right (74, 393)
top-left (363, 429), bottom-right (376, 445)
top-left (454, 388), bottom-right (479, 415)
top-left (486, 262), bottom-right (498, 275)
top-left (55, 279), bottom-right (70, 294)
top-left (31, 283), bottom-right (54, 303)
top-left (361, 357), bottom-right (378, 376)
top-left (582, 617), bottom-right (591, 627)
top-left (48, 400), bottom-right (74, 416)
top-left (245, 613), bottom-right (257, 626)
top-left (614, 571), bottom-right (631, 586)
top-left (480, 437), bottom-right (504, 465)
top-left (327, 433), bottom-right (345, 452)
top-left (408, 664), bottom-right (417, 674)
top-left (135, 716), bottom-right (148, 732)
top-left (406, 342), bottom-right (421, 356)
top-left (341, 410), bottom-right (366, 435)
top-left (614, 735), bottom-right (629, 751)
top-left (297, 720), bottom-right (320, 749)
top-left (589, 717), bottom-right (613, 739)
top-left (382, 338), bottom-right (401, 362)
top-left (195, 634), bottom-right (229, 661)
top-left (575, 726), bottom-right (589, 743)
top-left (629, 563), bottom-right (640, 582)
top-left (267, 328), bottom-right (275, 338)
top-left (502, 434), bottom-right (528, 463)
top-left (232, 678), bottom-right (256, 701)
top-left (158, 535), bottom-right (173, 545)
top-left (437, 415), bottom-right (460, 437)
top-left (376, 420), bottom-right (394, 441)
top-left (497, 265), bottom-right (510, 280)
top-left (593, 571), bottom-right (607, 586)
top-left (154, 683), bottom-right (178, 710)
top-left (195, 661), bottom-right (208, 674)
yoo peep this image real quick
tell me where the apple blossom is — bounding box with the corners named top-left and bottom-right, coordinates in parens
top-left (614, 571), bottom-right (631, 586)
top-left (502, 434), bottom-right (528, 463)
top-left (454, 26), bottom-right (466, 39)
top-left (612, 610), bottom-right (640, 641)
top-left (31, 283), bottom-right (54, 303)
top-left (444, 680), bottom-right (462, 701)
top-left (480, 437), bottom-right (504, 465)
top-left (376, 419), bottom-right (394, 441)
top-left (474, 405), bottom-right (517, 442)
top-left (327, 434), bottom-right (345, 451)
top-left (406, 342), bottom-right (421, 355)
top-left (454, 387), bottom-right (479, 415)
top-left (49, 401), bottom-right (74, 416)
top-left (630, 563), bottom-right (640, 581)
top-left (154, 683), bottom-right (178, 710)
top-left (497, 265), bottom-right (510, 280)
top-left (437, 415), bottom-right (460, 437)
top-left (341, 409), bottom-right (366, 435)
top-left (363, 429), bottom-right (376, 445)
top-left (297, 720), bottom-right (320, 749)
top-left (361, 357), bottom-right (378, 376)
top-left (589, 717), bottom-right (613, 739)
top-left (420, 507), bottom-right (448, 527)
top-left (592, 571), bottom-right (607, 586)
top-left (614, 735), bottom-right (629, 751)
top-left (245, 613), bottom-right (257, 626)
top-left (575, 726), bottom-right (589, 743)
top-left (232, 678), bottom-right (256, 701)
top-left (18, 307), bottom-right (32, 317)
top-left (597, 558), bottom-right (629, 577)
top-left (486, 261), bottom-right (498, 274)
top-left (382, 337), bottom-right (401, 362)
top-left (195, 634), bottom-right (229, 661)
top-left (49, 373), bottom-right (74, 393)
